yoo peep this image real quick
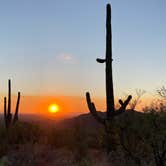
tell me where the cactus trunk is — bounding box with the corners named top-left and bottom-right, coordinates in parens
top-left (6, 79), bottom-right (12, 128)
top-left (105, 4), bottom-right (114, 118)
top-left (4, 79), bottom-right (21, 129)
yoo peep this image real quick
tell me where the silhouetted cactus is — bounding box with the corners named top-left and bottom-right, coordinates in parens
top-left (86, 4), bottom-right (132, 151)
top-left (4, 79), bottom-right (21, 128)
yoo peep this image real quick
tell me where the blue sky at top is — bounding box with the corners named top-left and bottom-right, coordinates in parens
top-left (0, 0), bottom-right (165, 97)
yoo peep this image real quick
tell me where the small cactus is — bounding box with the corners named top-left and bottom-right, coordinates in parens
top-left (4, 79), bottom-right (21, 129)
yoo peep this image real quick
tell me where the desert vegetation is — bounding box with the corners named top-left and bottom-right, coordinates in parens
top-left (0, 100), bottom-right (165, 165)
top-left (4, 79), bottom-right (21, 129)
top-left (86, 4), bottom-right (132, 153)
top-left (0, 3), bottom-right (165, 166)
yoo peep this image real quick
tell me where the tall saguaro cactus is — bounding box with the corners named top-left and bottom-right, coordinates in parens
top-left (4, 79), bottom-right (21, 128)
top-left (86, 4), bottom-right (132, 125)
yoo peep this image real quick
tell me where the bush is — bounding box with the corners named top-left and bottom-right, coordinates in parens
top-left (48, 123), bottom-right (89, 160)
top-left (0, 122), bottom-right (41, 145)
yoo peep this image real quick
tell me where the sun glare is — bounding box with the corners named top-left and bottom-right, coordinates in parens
top-left (48, 104), bottom-right (59, 113)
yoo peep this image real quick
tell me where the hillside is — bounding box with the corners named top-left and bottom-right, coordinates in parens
top-left (0, 110), bottom-right (165, 166)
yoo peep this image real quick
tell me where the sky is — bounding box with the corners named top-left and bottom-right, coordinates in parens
top-left (0, 0), bottom-right (166, 114)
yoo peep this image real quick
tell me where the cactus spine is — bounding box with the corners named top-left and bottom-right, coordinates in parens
top-left (4, 79), bottom-right (21, 128)
top-left (86, 4), bottom-right (132, 126)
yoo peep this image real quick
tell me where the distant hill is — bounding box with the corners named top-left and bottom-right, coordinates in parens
top-left (56, 110), bottom-right (145, 130)
top-left (0, 110), bottom-right (145, 130)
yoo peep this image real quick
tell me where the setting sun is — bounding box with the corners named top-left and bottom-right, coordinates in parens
top-left (48, 104), bottom-right (59, 113)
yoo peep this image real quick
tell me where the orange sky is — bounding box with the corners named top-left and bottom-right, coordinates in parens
top-left (0, 95), bottom-right (105, 118)
top-left (0, 95), bottom-right (154, 119)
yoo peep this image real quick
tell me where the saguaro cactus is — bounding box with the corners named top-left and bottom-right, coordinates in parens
top-left (4, 79), bottom-right (21, 128)
top-left (86, 4), bottom-right (132, 129)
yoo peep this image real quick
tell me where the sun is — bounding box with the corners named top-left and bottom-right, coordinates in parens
top-left (48, 104), bottom-right (59, 114)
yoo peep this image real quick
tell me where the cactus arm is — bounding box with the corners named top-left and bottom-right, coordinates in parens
top-left (114, 95), bottom-right (132, 116)
top-left (13, 92), bottom-right (20, 124)
top-left (119, 100), bottom-right (124, 106)
top-left (86, 92), bottom-right (105, 124)
top-left (119, 95), bottom-right (132, 110)
top-left (96, 58), bottom-right (106, 63)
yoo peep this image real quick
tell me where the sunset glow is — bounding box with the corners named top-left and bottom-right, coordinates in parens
top-left (48, 104), bottom-right (59, 113)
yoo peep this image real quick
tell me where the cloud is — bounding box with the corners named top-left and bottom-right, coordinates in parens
top-left (56, 53), bottom-right (77, 64)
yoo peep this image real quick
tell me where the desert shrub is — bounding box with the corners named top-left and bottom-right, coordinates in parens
top-left (48, 128), bottom-right (74, 148)
top-left (118, 124), bottom-right (150, 166)
top-left (71, 124), bottom-right (89, 161)
top-left (0, 144), bottom-right (9, 158)
top-left (0, 125), bottom-right (7, 144)
top-left (72, 157), bottom-right (91, 166)
top-left (9, 122), bottom-right (42, 144)
top-left (143, 99), bottom-right (166, 113)
top-left (115, 103), bottom-right (166, 166)
top-left (100, 123), bottom-right (120, 152)
top-left (0, 122), bottom-right (42, 145)
top-left (0, 125), bottom-right (9, 157)
top-left (143, 109), bottom-right (166, 166)
top-left (86, 129), bottom-right (104, 149)
top-left (104, 111), bottom-right (153, 165)
top-left (48, 123), bottom-right (89, 160)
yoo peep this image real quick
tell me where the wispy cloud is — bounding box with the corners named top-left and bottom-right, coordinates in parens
top-left (56, 53), bottom-right (77, 64)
